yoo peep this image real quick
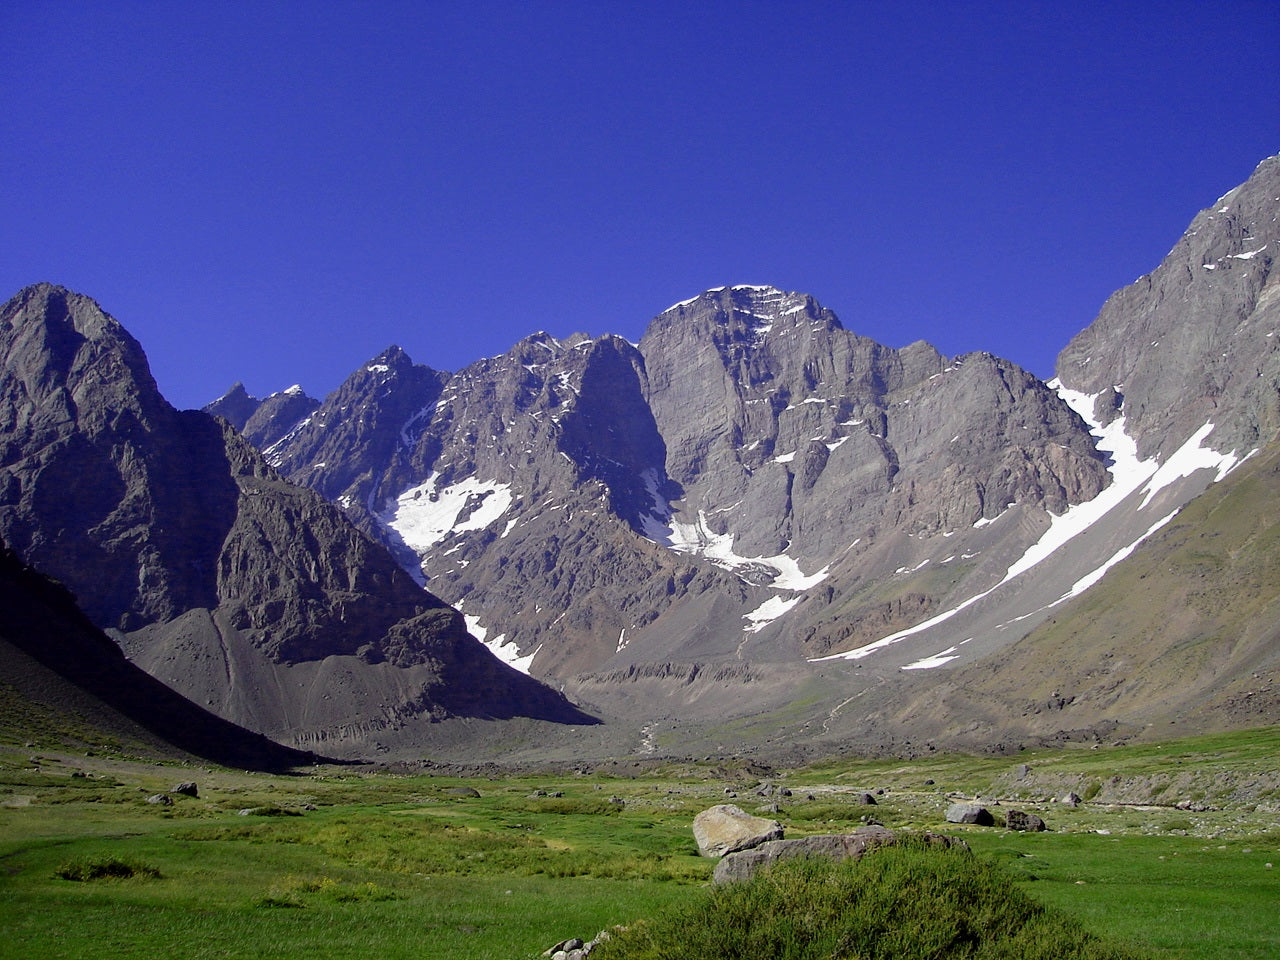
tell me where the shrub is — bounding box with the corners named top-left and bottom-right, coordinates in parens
top-left (56, 857), bottom-right (162, 882)
top-left (254, 875), bottom-right (400, 908)
top-left (592, 840), bottom-right (1153, 960)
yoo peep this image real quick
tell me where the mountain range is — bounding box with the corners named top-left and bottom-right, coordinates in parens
top-left (3, 154), bottom-right (1277, 763)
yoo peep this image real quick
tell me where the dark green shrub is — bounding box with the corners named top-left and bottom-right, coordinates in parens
top-left (56, 857), bottom-right (162, 881)
top-left (592, 840), bottom-right (1153, 960)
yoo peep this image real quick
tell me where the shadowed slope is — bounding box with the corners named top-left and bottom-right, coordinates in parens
top-left (0, 542), bottom-right (318, 770)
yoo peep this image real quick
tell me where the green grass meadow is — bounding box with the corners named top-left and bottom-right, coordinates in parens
top-left (1, 728), bottom-right (1277, 959)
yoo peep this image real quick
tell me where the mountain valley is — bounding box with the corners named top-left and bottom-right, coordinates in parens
top-left (3, 155), bottom-right (1278, 763)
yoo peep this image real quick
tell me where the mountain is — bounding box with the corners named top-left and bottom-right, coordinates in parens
top-left (879, 438), bottom-right (1280, 752)
top-left (8, 155), bottom-right (1275, 763)
top-left (0, 284), bottom-right (593, 759)
top-left (1057, 155), bottom-right (1280, 458)
top-left (0, 540), bottom-right (316, 770)
top-left (259, 289), bottom-right (1110, 684)
top-left (250, 155), bottom-right (1278, 757)
top-left (205, 381), bottom-right (320, 452)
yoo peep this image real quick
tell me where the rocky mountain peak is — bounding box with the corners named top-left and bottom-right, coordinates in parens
top-left (1, 283), bottom-right (168, 437)
top-left (206, 382), bottom-right (259, 429)
top-left (1056, 153), bottom-right (1279, 459)
top-left (1, 284), bottom-right (235, 627)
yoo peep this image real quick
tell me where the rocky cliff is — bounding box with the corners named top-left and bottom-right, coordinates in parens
top-left (0, 284), bottom-right (592, 757)
top-left (1057, 154), bottom-right (1279, 458)
top-left (247, 156), bottom-right (1279, 758)
top-left (206, 381), bottom-right (320, 452)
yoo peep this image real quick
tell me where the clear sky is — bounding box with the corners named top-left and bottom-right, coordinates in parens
top-left (3, 1), bottom-right (1277, 411)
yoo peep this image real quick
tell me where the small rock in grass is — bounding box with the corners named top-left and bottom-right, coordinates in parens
top-left (1005, 809), bottom-right (1046, 832)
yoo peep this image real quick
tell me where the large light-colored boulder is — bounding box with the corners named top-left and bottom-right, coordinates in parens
top-left (692, 804), bottom-right (784, 858)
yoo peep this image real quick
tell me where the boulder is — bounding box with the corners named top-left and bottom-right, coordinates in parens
top-left (1005, 809), bottom-right (1046, 832)
top-left (692, 804), bottom-right (783, 858)
top-left (1060, 792), bottom-right (1082, 807)
top-left (172, 781), bottom-right (199, 798)
top-left (713, 827), bottom-right (966, 883)
top-left (146, 793), bottom-right (172, 806)
top-left (945, 802), bottom-right (994, 826)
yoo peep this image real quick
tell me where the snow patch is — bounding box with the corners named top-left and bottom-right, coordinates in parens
top-left (1139, 423), bottom-right (1242, 508)
top-left (903, 646), bottom-right (961, 670)
top-left (384, 473), bottom-right (515, 552)
top-left (1228, 245), bottom-right (1267, 260)
top-left (813, 387), bottom-right (1247, 666)
top-left (743, 595), bottom-right (800, 633)
top-left (659, 510), bottom-right (828, 591)
top-left (465, 614), bottom-right (538, 673)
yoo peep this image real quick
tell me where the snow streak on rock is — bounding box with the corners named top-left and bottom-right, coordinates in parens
top-left (814, 384), bottom-right (1250, 666)
top-left (663, 509), bottom-right (828, 592)
top-left (464, 612), bottom-right (538, 674)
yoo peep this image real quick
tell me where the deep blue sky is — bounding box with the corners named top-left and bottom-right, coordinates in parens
top-left (3, 2), bottom-right (1277, 411)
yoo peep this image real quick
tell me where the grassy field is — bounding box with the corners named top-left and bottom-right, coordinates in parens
top-left (1, 727), bottom-right (1277, 959)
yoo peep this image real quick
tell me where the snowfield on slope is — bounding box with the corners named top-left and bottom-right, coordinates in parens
top-left (815, 383), bottom-right (1250, 667)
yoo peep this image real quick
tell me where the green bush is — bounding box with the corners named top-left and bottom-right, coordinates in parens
top-left (56, 857), bottom-right (162, 882)
top-left (592, 841), bottom-right (1153, 960)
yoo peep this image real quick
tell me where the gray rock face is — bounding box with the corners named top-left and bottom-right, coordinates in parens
top-left (641, 287), bottom-right (1106, 560)
top-left (257, 330), bottom-right (750, 677)
top-left (206, 382), bottom-right (320, 451)
top-left (0, 540), bottom-right (315, 770)
top-left (262, 345), bottom-right (447, 527)
top-left (691, 803), bottom-right (784, 857)
top-left (242, 387), bottom-right (319, 451)
top-left (205, 382), bottom-right (259, 429)
top-left (258, 286), bottom-right (1109, 682)
top-left (1057, 154), bottom-right (1280, 460)
top-left (0, 284), bottom-right (238, 629)
top-left (0, 284), bottom-right (591, 754)
top-left (638, 287), bottom-right (1110, 661)
top-left (712, 827), bottom-right (966, 883)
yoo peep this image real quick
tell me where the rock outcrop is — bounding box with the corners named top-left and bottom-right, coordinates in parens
top-left (692, 803), bottom-right (784, 858)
